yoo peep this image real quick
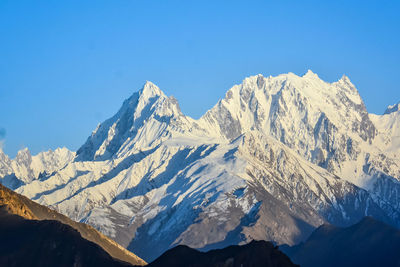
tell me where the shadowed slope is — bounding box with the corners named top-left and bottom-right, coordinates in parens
top-left (0, 210), bottom-right (131, 267)
top-left (281, 217), bottom-right (400, 267)
top-left (0, 183), bottom-right (146, 266)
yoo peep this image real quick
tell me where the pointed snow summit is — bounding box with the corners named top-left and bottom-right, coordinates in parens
top-left (75, 81), bottom-right (185, 161)
top-left (140, 81), bottom-right (165, 98)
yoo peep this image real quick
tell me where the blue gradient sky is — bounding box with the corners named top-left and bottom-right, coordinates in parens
top-left (1, 0), bottom-right (399, 157)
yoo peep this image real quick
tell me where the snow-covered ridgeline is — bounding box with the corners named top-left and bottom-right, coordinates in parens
top-left (0, 147), bottom-right (75, 188)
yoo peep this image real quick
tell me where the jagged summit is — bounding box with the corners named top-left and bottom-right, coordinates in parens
top-left (335, 73), bottom-right (355, 87)
top-left (339, 74), bottom-right (350, 82)
top-left (202, 70), bottom-right (372, 144)
top-left (384, 102), bottom-right (400, 115)
top-left (15, 147), bottom-right (30, 157)
top-left (239, 71), bottom-right (356, 92)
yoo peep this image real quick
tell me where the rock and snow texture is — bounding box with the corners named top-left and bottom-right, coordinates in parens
top-left (0, 147), bottom-right (75, 189)
top-left (201, 71), bottom-right (382, 186)
top-left (2, 71), bottom-right (400, 262)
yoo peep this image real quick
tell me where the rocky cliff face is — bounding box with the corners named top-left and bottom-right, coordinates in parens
top-left (2, 71), bottom-right (400, 262)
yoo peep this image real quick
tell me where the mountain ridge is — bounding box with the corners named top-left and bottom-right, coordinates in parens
top-left (281, 216), bottom-right (400, 267)
top-left (147, 240), bottom-right (298, 267)
top-left (0, 182), bottom-right (146, 266)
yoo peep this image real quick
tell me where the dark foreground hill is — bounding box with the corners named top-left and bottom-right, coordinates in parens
top-left (0, 210), bottom-right (131, 267)
top-left (0, 183), bottom-right (146, 266)
top-left (146, 240), bottom-right (298, 267)
top-left (281, 217), bottom-right (400, 267)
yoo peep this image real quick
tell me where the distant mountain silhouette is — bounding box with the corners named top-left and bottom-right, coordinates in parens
top-left (281, 217), bottom-right (400, 267)
top-left (146, 240), bottom-right (298, 267)
top-left (0, 183), bottom-right (146, 266)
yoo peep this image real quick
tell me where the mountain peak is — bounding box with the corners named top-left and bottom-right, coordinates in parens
top-left (338, 74), bottom-right (352, 84)
top-left (75, 81), bottom-right (182, 161)
top-left (140, 81), bottom-right (164, 99)
top-left (334, 74), bottom-right (358, 93)
top-left (302, 69), bottom-right (319, 79)
top-left (240, 74), bottom-right (265, 86)
top-left (16, 148), bottom-right (30, 158)
top-left (384, 102), bottom-right (400, 115)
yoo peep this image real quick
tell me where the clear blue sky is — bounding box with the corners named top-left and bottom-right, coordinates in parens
top-left (1, 0), bottom-right (399, 157)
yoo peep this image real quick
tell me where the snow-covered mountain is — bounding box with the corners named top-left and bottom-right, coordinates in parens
top-left (201, 71), bottom-right (398, 187)
top-left (3, 71), bottom-right (400, 262)
top-left (0, 147), bottom-right (75, 189)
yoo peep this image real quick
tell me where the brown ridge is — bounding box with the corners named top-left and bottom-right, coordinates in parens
top-left (0, 183), bottom-right (146, 266)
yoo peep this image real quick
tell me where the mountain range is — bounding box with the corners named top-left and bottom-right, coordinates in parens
top-left (1, 70), bottom-right (399, 262)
